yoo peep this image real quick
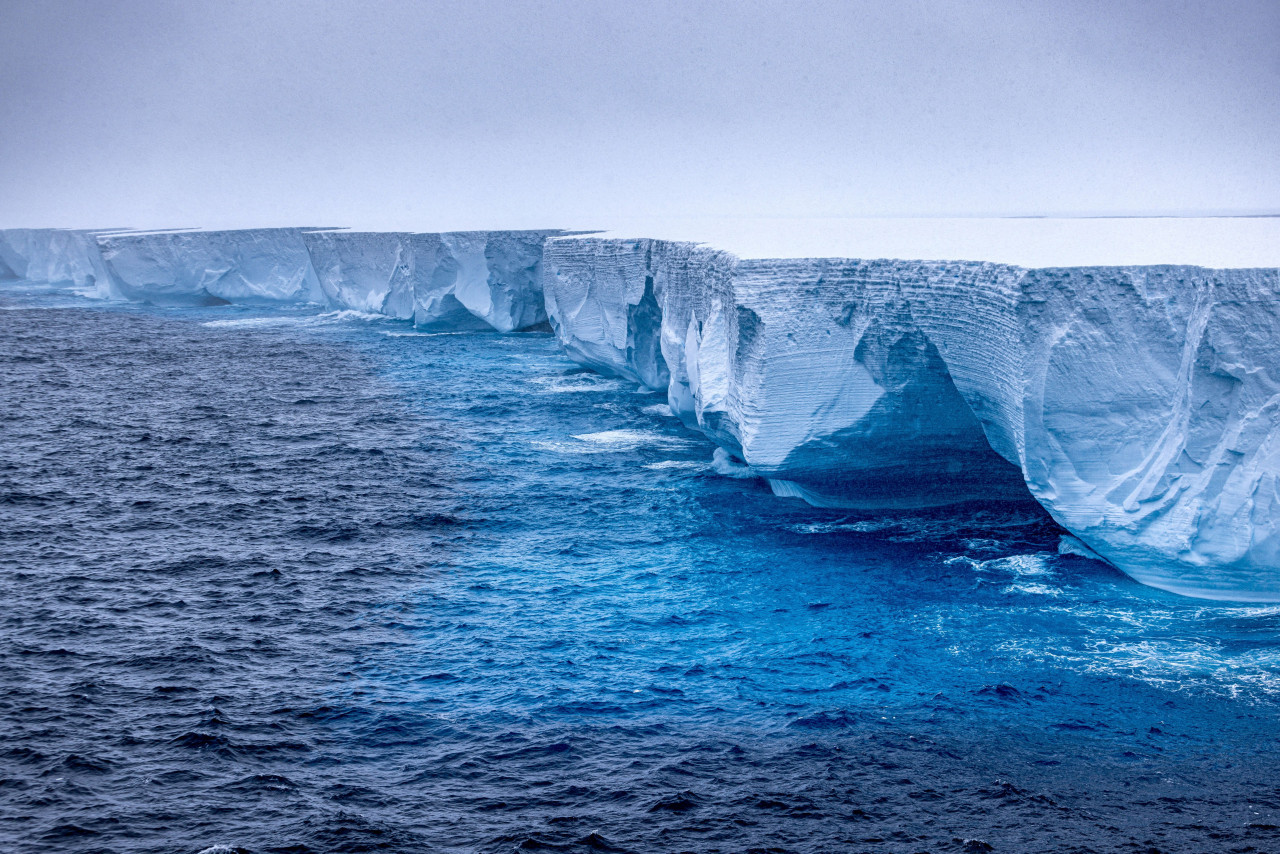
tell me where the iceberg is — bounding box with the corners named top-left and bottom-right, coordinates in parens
top-left (542, 236), bottom-right (1280, 601)
top-left (4, 219), bottom-right (1279, 599)
top-left (300, 230), bottom-right (421, 319)
top-left (542, 241), bottom-right (1030, 507)
top-left (88, 227), bottom-right (558, 328)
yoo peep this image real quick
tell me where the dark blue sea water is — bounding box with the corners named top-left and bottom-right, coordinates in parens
top-left (3, 290), bottom-right (1280, 854)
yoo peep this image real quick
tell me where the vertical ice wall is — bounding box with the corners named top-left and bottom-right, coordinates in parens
top-left (909, 264), bottom-right (1280, 599)
top-left (301, 230), bottom-right (421, 318)
top-left (300, 229), bottom-right (558, 330)
top-left (542, 238), bottom-right (1030, 508)
top-left (21, 227), bottom-right (559, 330)
top-left (0, 229), bottom-right (118, 298)
top-left (96, 229), bottom-right (325, 305)
top-left (432, 231), bottom-right (556, 332)
top-left (542, 235), bottom-right (1280, 600)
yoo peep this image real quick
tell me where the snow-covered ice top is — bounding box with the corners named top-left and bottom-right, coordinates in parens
top-left (571, 216), bottom-right (1280, 268)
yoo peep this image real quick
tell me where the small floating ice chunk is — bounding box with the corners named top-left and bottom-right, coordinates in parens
top-left (711, 447), bottom-right (755, 479)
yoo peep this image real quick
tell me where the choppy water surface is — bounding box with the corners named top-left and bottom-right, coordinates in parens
top-left (2, 293), bottom-right (1280, 854)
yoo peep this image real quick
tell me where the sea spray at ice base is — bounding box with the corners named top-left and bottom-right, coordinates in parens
top-left (5, 223), bottom-right (1280, 600)
top-left (4, 292), bottom-right (1280, 853)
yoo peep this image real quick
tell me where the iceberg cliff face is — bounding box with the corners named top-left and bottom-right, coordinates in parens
top-left (909, 264), bottom-right (1280, 599)
top-left (542, 240), bottom-right (1028, 507)
top-left (0, 229), bottom-right (117, 298)
top-left (97, 229), bottom-right (324, 305)
top-left (543, 236), bottom-right (1280, 600)
top-left (4, 226), bottom-right (561, 329)
top-left (301, 230), bottom-right (420, 318)
top-left (301, 230), bottom-right (556, 331)
top-left (427, 231), bottom-right (556, 332)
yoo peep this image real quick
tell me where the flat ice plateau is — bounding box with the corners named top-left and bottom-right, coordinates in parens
top-left (4, 218), bottom-right (1280, 600)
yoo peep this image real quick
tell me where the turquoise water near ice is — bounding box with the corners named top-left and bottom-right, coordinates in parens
top-left (3, 293), bottom-right (1280, 852)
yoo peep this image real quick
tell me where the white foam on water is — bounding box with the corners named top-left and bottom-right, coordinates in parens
top-left (201, 316), bottom-right (305, 329)
top-left (1058, 535), bottom-right (1107, 561)
top-left (573, 429), bottom-right (695, 450)
top-left (529, 375), bottom-right (628, 394)
top-left (382, 330), bottom-right (472, 337)
top-left (1004, 581), bottom-right (1064, 597)
top-left (642, 403), bottom-right (674, 417)
top-left (316, 309), bottom-right (391, 323)
top-left (946, 553), bottom-right (1055, 578)
top-left (531, 429), bottom-right (696, 455)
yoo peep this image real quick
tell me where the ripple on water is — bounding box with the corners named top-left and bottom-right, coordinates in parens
top-left (2, 299), bottom-right (1280, 854)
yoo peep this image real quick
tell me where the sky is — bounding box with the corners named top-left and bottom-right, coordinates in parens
top-left (0, 0), bottom-right (1276, 231)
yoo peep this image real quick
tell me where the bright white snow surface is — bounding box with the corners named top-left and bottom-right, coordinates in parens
top-left (572, 216), bottom-right (1280, 268)
top-left (4, 219), bottom-right (1280, 601)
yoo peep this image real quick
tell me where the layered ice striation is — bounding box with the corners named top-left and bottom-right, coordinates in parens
top-left (911, 264), bottom-right (1280, 600)
top-left (542, 236), bottom-right (1280, 600)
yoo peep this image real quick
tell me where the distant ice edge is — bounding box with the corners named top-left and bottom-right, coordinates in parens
top-left (4, 227), bottom-right (1278, 601)
top-left (1, 227), bottom-right (561, 332)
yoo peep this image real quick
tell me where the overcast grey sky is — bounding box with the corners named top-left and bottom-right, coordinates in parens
top-left (0, 0), bottom-right (1276, 229)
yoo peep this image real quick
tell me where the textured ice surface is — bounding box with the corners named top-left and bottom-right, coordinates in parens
top-left (426, 230), bottom-right (556, 332)
top-left (911, 263), bottom-right (1280, 600)
top-left (97, 229), bottom-right (324, 305)
top-left (542, 240), bottom-right (1030, 507)
top-left (301, 230), bottom-right (420, 318)
top-left (0, 229), bottom-right (117, 298)
top-left (543, 236), bottom-right (1280, 600)
top-left (30, 227), bottom-right (561, 330)
top-left (302, 229), bottom-right (557, 331)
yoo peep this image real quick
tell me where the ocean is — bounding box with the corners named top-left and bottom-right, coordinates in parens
top-left (3, 292), bottom-right (1280, 853)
